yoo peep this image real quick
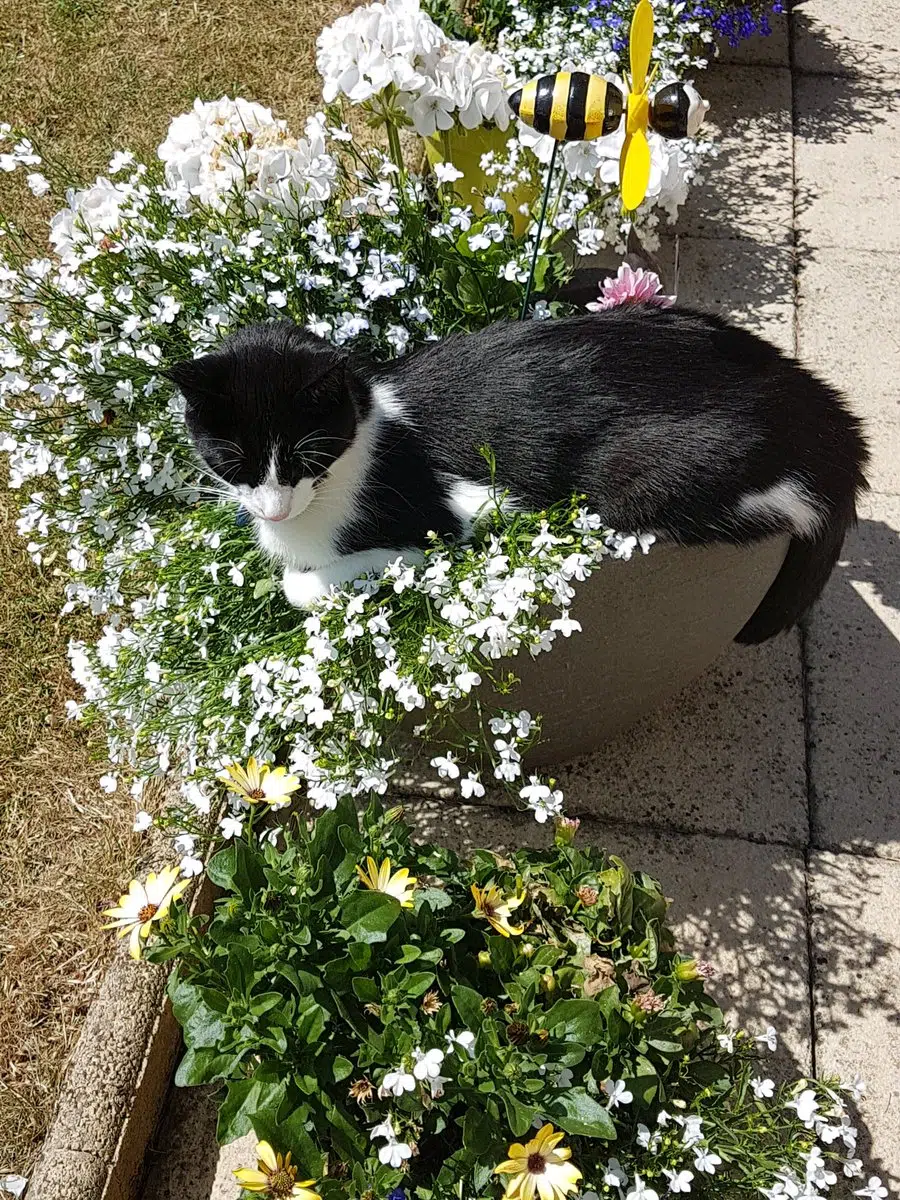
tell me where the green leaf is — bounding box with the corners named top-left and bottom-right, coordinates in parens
top-left (295, 995), bottom-right (328, 1044)
top-left (251, 1097), bottom-right (320, 1177)
top-left (542, 999), bottom-right (604, 1046)
top-left (341, 891), bottom-right (402, 944)
top-left (463, 1106), bottom-right (495, 1154)
top-left (348, 942), bottom-right (372, 971)
top-left (207, 839), bottom-right (265, 896)
top-left (217, 1074), bottom-right (287, 1144)
top-left (352, 975), bottom-right (380, 1004)
top-left (252, 577), bottom-right (277, 599)
top-left (546, 1089), bottom-right (616, 1139)
top-left (500, 1090), bottom-right (537, 1138)
top-left (451, 984), bottom-right (485, 1031)
top-left (174, 1046), bottom-right (243, 1087)
top-left (250, 991), bottom-right (284, 1017)
top-left (332, 1056), bottom-right (354, 1083)
top-left (168, 978), bottom-right (227, 1049)
top-left (404, 971), bottom-right (436, 997)
top-left (398, 944), bottom-right (422, 964)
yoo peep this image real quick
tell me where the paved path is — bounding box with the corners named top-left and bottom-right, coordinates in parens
top-left (140, 4), bottom-right (900, 1195)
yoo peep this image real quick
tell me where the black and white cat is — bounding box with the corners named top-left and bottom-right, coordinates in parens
top-left (165, 310), bottom-right (868, 644)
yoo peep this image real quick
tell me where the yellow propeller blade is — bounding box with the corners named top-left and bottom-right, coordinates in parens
top-left (629, 0), bottom-right (655, 96)
top-left (620, 126), bottom-right (652, 213)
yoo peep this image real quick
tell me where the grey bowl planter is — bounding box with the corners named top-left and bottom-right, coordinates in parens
top-left (498, 535), bottom-right (790, 766)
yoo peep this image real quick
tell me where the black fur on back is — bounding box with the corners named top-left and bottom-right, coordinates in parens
top-left (179, 309), bottom-right (869, 643)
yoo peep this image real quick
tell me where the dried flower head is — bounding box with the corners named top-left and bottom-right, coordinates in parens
top-left (481, 997), bottom-right (498, 1014)
top-left (349, 1077), bottom-right (375, 1105)
top-left (421, 989), bottom-right (443, 1015)
top-left (633, 989), bottom-right (667, 1014)
top-left (507, 1020), bottom-right (530, 1045)
top-left (576, 884), bottom-right (599, 907)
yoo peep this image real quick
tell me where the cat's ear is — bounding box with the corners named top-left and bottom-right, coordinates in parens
top-left (301, 343), bottom-right (349, 393)
top-left (162, 355), bottom-right (225, 398)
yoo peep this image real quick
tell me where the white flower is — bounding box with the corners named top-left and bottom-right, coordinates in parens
top-left (445, 1028), bottom-right (476, 1057)
top-left (663, 1171), bottom-right (693, 1194)
top-left (847, 1074), bottom-right (867, 1103)
top-left (26, 172), bottom-right (51, 197)
top-left (219, 815), bottom-right (245, 839)
top-left (635, 1124), bottom-right (660, 1152)
top-left (604, 1079), bottom-right (633, 1109)
top-left (133, 810), bottom-right (153, 833)
top-left (843, 1160), bottom-right (864, 1180)
top-left (369, 1115), bottom-right (396, 1142)
top-left (180, 855), bottom-right (204, 877)
top-left (434, 162), bottom-right (463, 184)
top-left (381, 1067), bottom-right (416, 1096)
top-left (680, 1116), bottom-right (704, 1147)
top-left (174, 833), bottom-right (196, 856)
top-left (854, 1180), bottom-right (888, 1200)
top-left (519, 776), bottom-right (564, 823)
top-left (460, 772), bottom-right (485, 800)
top-left (99, 772), bottom-right (118, 793)
top-left (603, 1159), bottom-right (628, 1188)
top-left (786, 1089), bottom-right (819, 1128)
top-left (379, 1140), bottom-right (412, 1169)
top-left (431, 753), bottom-right (460, 780)
top-left (626, 1176), bottom-right (660, 1200)
top-left (412, 1046), bottom-right (445, 1080)
top-left (751, 1077), bottom-right (776, 1099)
top-left (756, 1025), bottom-right (778, 1052)
top-left (716, 1032), bottom-right (734, 1053)
top-left (693, 1148), bottom-right (721, 1175)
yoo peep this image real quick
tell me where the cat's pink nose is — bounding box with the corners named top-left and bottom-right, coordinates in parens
top-left (266, 512), bottom-right (290, 522)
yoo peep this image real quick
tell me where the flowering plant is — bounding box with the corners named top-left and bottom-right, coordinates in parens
top-left (140, 798), bottom-right (867, 1200)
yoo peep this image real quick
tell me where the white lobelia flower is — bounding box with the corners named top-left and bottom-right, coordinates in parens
top-left (381, 1067), bottom-right (416, 1096)
top-left (370, 1115), bottom-right (396, 1143)
top-left (663, 1171), bottom-right (693, 1195)
top-left (133, 810), bottom-right (153, 833)
top-left (603, 1159), bottom-right (628, 1188)
top-left (99, 772), bottom-right (118, 793)
top-left (460, 772), bottom-right (485, 800)
top-left (693, 1149), bottom-right (722, 1175)
top-left (219, 815), bottom-right (245, 840)
top-left (847, 1074), bottom-right (867, 1103)
top-left (843, 1161), bottom-right (864, 1180)
top-left (680, 1116), bottom-right (704, 1147)
top-left (751, 1077), bottom-right (776, 1099)
top-left (412, 1046), bottom-right (445, 1080)
top-left (433, 162), bottom-right (463, 184)
top-left (380, 1140), bottom-right (413, 1169)
top-left (604, 1079), bottom-right (633, 1109)
top-left (445, 1028), bottom-right (476, 1057)
top-left (854, 1180), bottom-right (888, 1200)
top-left (430, 753), bottom-right (460, 780)
top-left (756, 1025), bottom-right (778, 1052)
top-left (180, 855), bottom-right (204, 877)
top-left (636, 1124), bottom-right (660, 1153)
top-left (626, 1177), bottom-right (660, 1200)
top-left (716, 1032), bottom-right (735, 1053)
top-left (786, 1089), bottom-right (820, 1128)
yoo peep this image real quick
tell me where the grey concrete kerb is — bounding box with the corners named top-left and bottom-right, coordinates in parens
top-left (26, 856), bottom-right (215, 1200)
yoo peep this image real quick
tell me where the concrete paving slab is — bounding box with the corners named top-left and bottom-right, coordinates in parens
top-left (681, 65), bottom-right (793, 244)
top-left (793, 0), bottom-right (900, 80)
top-left (676, 234), bottom-right (795, 353)
top-left (795, 73), bottom-right (900, 253)
top-left (554, 635), bottom-right (807, 846)
top-left (806, 494), bottom-right (900, 859)
top-left (810, 851), bottom-right (900, 1190)
top-left (797, 247), bottom-right (900, 425)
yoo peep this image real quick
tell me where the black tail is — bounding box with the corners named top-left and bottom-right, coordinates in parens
top-left (735, 495), bottom-right (857, 644)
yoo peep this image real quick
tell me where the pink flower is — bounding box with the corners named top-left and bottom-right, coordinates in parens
top-left (587, 263), bottom-right (676, 312)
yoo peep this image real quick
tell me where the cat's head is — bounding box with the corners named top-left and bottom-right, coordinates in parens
top-left (166, 322), bottom-right (368, 523)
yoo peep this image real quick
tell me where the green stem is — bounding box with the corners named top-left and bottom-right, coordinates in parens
top-left (385, 118), bottom-right (405, 176)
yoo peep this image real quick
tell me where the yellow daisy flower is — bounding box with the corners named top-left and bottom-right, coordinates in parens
top-left (102, 865), bottom-right (189, 960)
top-left (218, 757), bottom-right (300, 808)
top-left (494, 1123), bottom-right (582, 1200)
top-left (471, 882), bottom-right (525, 937)
top-left (356, 856), bottom-right (417, 907)
top-left (233, 1141), bottom-right (320, 1199)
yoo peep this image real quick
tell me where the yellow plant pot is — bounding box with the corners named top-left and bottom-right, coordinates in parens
top-left (423, 124), bottom-right (537, 237)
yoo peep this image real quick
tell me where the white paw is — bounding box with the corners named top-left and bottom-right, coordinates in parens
top-left (282, 569), bottom-right (332, 609)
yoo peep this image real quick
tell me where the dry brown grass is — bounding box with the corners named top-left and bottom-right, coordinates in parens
top-left (0, 0), bottom-right (347, 1173)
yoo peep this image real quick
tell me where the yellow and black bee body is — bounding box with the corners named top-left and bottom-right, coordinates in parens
top-left (648, 81), bottom-right (708, 140)
top-left (508, 70), bottom-right (623, 142)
